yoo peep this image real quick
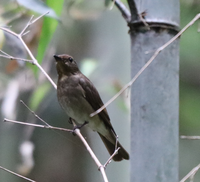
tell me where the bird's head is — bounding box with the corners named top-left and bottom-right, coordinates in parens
top-left (54, 54), bottom-right (79, 76)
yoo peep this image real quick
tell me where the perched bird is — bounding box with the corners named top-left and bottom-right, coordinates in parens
top-left (54, 54), bottom-right (129, 161)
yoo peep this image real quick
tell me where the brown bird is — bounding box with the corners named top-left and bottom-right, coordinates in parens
top-left (54, 54), bottom-right (129, 161)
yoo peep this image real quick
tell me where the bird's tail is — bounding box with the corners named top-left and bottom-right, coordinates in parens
top-left (98, 132), bottom-right (129, 161)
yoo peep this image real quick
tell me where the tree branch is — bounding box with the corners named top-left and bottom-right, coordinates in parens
top-left (113, 0), bottom-right (131, 22)
top-left (4, 118), bottom-right (73, 132)
top-left (0, 11), bottom-right (57, 89)
top-left (180, 163), bottom-right (200, 182)
top-left (74, 129), bottom-right (109, 182)
top-left (0, 165), bottom-right (36, 182)
top-left (91, 13), bottom-right (200, 117)
top-left (20, 100), bottom-right (51, 127)
top-left (0, 50), bottom-right (33, 63)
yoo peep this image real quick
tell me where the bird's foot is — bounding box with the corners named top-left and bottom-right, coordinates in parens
top-left (72, 121), bottom-right (88, 136)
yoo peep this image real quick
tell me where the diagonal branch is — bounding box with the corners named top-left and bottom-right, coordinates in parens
top-left (0, 165), bottom-right (36, 182)
top-left (113, 0), bottom-right (131, 22)
top-left (90, 13), bottom-right (200, 117)
top-left (180, 163), bottom-right (200, 182)
top-left (20, 100), bottom-right (51, 127)
top-left (74, 128), bottom-right (109, 182)
top-left (0, 12), bottom-right (57, 89)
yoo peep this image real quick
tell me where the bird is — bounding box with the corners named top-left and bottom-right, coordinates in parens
top-left (54, 54), bottom-right (129, 161)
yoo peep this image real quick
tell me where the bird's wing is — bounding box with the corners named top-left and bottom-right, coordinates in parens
top-left (79, 75), bottom-right (114, 130)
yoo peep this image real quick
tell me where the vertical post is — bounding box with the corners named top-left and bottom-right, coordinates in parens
top-left (129, 0), bottom-right (180, 181)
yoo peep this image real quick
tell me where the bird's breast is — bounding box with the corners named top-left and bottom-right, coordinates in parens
top-left (57, 77), bottom-right (94, 125)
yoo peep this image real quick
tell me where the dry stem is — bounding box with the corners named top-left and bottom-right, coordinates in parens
top-left (0, 166), bottom-right (36, 182)
top-left (91, 13), bottom-right (200, 117)
top-left (180, 163), bottom-right (200, 182)
top-left (0, 12), bottom-right (57, 89)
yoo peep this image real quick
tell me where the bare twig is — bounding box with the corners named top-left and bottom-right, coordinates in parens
top-left (0, 50), bottom-right (32, 63)
top-left (4, 118), bottom-right (73, 132)
top-left (0, 165), bottom-right (36, 182)
top-left (74, 128), bottom-right (108, 182)
top-left (31, 12), bottom-right (49, 24)
top-left (20, 100), bottom-right (50, 127)
top-left (20, 15), bottom-right (34, 36)
top-left (138, 11), bottom-right (150, 30)
top-left (180, 163), bottom-right (200, 182)
top-left (112, 0), bottom-right (131, 22)
top-left (0, 12), bottom-right (57, 89)
top-left (104, 147), bottom-right (120, 168)
top-left (22, 30), bottom-right (30, 37)
top-left (20, 12), bottom-right (49, 36)
top-left (91, 13), bottom-right (200, 117)
top-left (180, 135), bottom-right (200, 140)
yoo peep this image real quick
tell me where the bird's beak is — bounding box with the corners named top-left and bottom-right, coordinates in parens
top-left (54, 55), bottom-right (61, 62)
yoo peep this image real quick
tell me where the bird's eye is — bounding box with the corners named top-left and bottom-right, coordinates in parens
top-left (68, 57), bottom-right (73, 62)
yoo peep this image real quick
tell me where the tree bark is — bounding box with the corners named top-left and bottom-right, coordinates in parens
top-left (128, 0), bottom-right (180, 181)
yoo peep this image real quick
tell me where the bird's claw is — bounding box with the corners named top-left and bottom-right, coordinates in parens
top-left (71, 121), bottom-right (88, 136)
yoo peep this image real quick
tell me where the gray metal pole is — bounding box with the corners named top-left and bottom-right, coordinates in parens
top-left (128, 0), bottom-right (180, 181)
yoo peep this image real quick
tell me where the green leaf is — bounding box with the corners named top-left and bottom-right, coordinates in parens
top-left (34, 0), bottom-right (64, 75)
top-left (29, 83), bottom-right (51, 111)
top-left (17, 0), bottom-right (60, 20)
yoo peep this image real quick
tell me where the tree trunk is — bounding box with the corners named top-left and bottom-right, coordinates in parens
top-left (128, 0), bottom-right (180, 181)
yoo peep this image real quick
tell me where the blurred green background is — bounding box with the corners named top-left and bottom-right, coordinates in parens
top-left (0, 0), bottom-right (200, 181)
top-left (180, 1), bottom-right (200, 182)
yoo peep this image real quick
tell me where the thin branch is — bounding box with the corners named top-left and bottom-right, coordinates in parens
top-left (138, 11), bottom-right (150, 30)
top-left (91, 13), bottom-right (200, 117)
top-left (0, 49), bottom-right (11, 56)
top-left (0, 26), bottom-right (19, 37)
top-left (18, 34), bottom-right (57, 89)
top-left (0, 165), bottom-right (36, 182)
top-left (113, 0), bottom-right (131, 22)
top-left (74, 128), bottom-right (109, 182)
top-left (20, 100), bottom-right (50, 127)
top-left (20, 15), bottom-right (34, 36)
top-left (20, 12), bottom-right (49, 36)
top-left (180, 135), bottom-right (200, 140)
top-left (0, 50), bottom-right (33, 63)
top-left (22, 30), bottom-right (30, 37)
top-left (180, 163), bottom-right (200, 182)
top-left (0, 12), bottom-right (57, 89)
top-left (4, 118), bottom-right (73, 132)
top-left (104, 147), bottom-right (120, 168)
top-left (31, 11), bottom-right (49, 25)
